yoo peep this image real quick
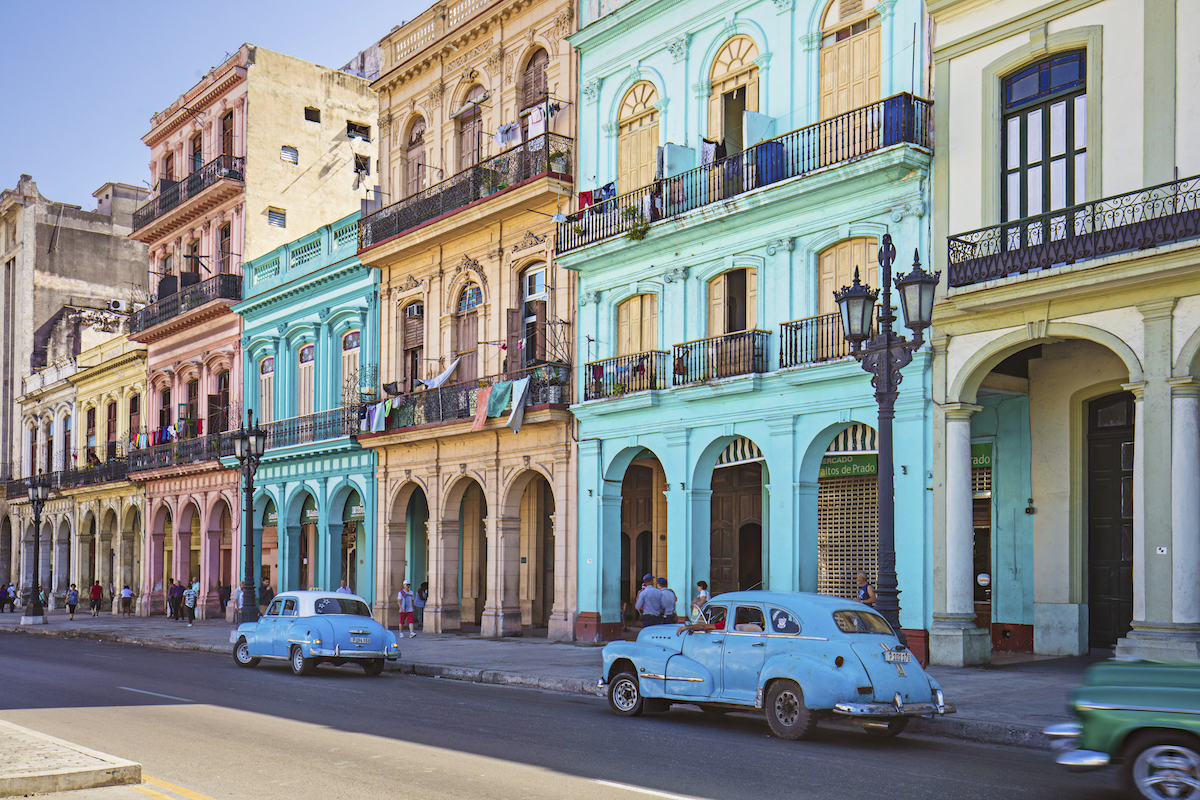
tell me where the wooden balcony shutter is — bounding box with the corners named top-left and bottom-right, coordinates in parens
top-left (207, 395), bottom-right (222, 434)
top-left (222, 113), bottom-right (235, 156)
top-left (746, 268), bottom-right (757, 330)
top-left (506, 308), bottom-right (523, 376)
top-left (818, 238), bottom-right (878, 317)
top-left (532, 299), bottom-right (547, 361)
top-left (708, 274), bottom-right (726, 336)
top-left (522, 50), bottom-right (549, 109)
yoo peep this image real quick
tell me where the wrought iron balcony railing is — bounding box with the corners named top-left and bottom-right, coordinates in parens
top-left (584, 351), bottom-right (670, 400)
top-left (130, 273), bottom-right (242, 333)
top-left (132, 155), bottom-right (246, 231)
top-left (947, 174), bottom-right (1200, 288)
top-left (558, 94), bottom-right (931, 253)
top-left (128, 433), bottom-right (235, 472)
top-left (6, 460), bottom-right (132, 498)
top-left (382, 362), bottom-right (570, 431)
top-left (6, 479), bottom-right (27, 499)
top-left (359, 133), bottom-right (573, 249)
top-left (780, 313), bottom-right (854, 368)
top-left (672, 331), bottom-right (770, 386)
top-left (265, 407), bottom-right (359, 449)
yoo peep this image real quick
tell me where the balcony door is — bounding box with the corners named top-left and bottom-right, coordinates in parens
top-left (405, 118), bottom-right (427, 198)
top-left (708, 269), bottom-right (757, 336)
top-left (708, 37), bottom-right (760, 155)
top-left (341, 331), bottom-right (361, 405)
top-left (617, 82), bottom-right (659, 194)
top-left (106, 401), bottom-right (118, 460)
top-left (819, 11), bottom-right (880, 121)
top-left (455, 283), bottom-right (482, 384)
top-left (458, 85), bottom-right (486, 172)
top-left (617, 294), bottom-right (657, 356)
top-left (818, 237), bottom-right (878, 316)
top-left (259, 358), bottom-right (275, 424)
top-left (298, 345), bottom-right (315, 417)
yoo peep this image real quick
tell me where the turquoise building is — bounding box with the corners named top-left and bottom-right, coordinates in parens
top-left (559, 0), bottom-right (936, 650)
top-left (233, 213), bottom-right (382, 608)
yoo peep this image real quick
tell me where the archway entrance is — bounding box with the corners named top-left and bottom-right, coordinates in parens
top-left (341, 489), bottom-right (366, 594)
top-left (298, 494), bottom-right (318, 590)
top-left (710, 439), bottom-right (764, 596)
top-left (261, 500), bottom-right (278, 589)
top-left (1087, 391), bottom-right (1135, 648)
top-left (517, 474), bottom-right (555, 629)
top-left (459, 482), bottom-right (487, 628)
top-left (620, 455), bottom-right (666, 620)
top-left (817, 424), bottom-right (878, 600)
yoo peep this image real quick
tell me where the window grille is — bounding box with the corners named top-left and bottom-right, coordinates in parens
top-left (268, 209), bottom-right (286, 228)
top-left (281, 146), bottom-right (299, 164)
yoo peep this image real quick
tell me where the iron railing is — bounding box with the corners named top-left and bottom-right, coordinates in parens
top-left (557, 94), bottom-right (931, 252)
top-left (128, 433), bottom-right (235, 472)
top-left (383, 362), bottom-right (571, 430)
top-left (130, 273), bottom-right (242, 333)
top-left (132, 155), bottom-right (246, 231)
top-left (6, 479), bottom-right (27, 499)
top-left (947, 174), bottom-right (1200, 288)
top-left (672, 331), bottom-right (770, 385)
top-left (780, 313), bottom-right (854, 368)
top-left (359, 133), bottom-right (573, 249)
top-left (584, 351), bottom-right (669, 400)
top-left (6, 460), bottom-right (132, 498)
top-left (265, 407), bottom-right (358, 449)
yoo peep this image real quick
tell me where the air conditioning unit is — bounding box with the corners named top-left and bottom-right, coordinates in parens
top-left (109, 299), bottom-right (128, 312)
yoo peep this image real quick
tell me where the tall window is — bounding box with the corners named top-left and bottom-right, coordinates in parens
top-left (221, 112), bottom-right (235, 157)
top-left (405, 118), bottom-right (427, 198)
top-left (517, 265), bottom-right (548, 367)
top-left (191, 134), bottom-right (203, 172)
top-left (402, 302), bottom-right (424, 392)
top-left (259, 358), bottom-right (275, 424)
top-left (44, 419), bottom-right (53, 472)
top-left (708, 268), bottom-right (757, 336)
top-left (128, 395), bottom-right (140, 445)
top-left (616, 294), bottom-right (657, 356)
top-left (819, 3), bottom-right (880, 120)
top-left (184, 240), bottom-right (199, 276)
top-left (617, 83), bottom-right (660, 193)
top-left (458, 85), bottom-right (486, 172)
top-left (186, 379), bottom-right (200, 437)
top-left (86, 407), bottom-right (97, 463)
top-left (341, 332), bottom-right (361, 403)
top-left (218, 224), bottom-right (232, 273)
top-left (158, 388), bottom-right (171, 434)
top-left (708, 37), bottom-right (760, 155)
top-left (298, 345), bottom-right (315, 416)
top-left (456, 283), bottom-right (483, 383)
top-left (161, 152), bottom-right (175, 185)
top-left (62, 414), bottom-right (71, 466)
top-left (209, 371), bottom-right (230, 433)
top-left (817, 238), bottom-right (878, 317)
top-left (1001, 51), bottom-right (1087, 223)
top-left (29, 426), bottom-right (37, 474)
top-left (521, 49), bottom-right (549, 111)
top-left (106, 401), bottom-right (118, 459)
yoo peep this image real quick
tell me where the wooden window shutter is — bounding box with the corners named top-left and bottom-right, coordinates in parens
top-left (506, 308), bottom-right (523, 374)
top-left (746, 269), bottom-right (757, 330)
top-left (708, 274), bottom-right (726, 336)
top-left (207, 395), bottom-right (221, 433)
top-left (745, 69), bottom-right (760, 114)
top-left (643, 294), bottom-right (657, 351)
top-left (403, 313), bottom-right (424, 350)
top-left (533, 299), bottom-right (547, 361)
top-left (819, 46), bottom-right (837, 121)
top-left (818, 247), bottom-right (838, 316)
top-left (708, 92), bottom-right (723, 141)
top-left (616, 298), bottom-right (632, 356)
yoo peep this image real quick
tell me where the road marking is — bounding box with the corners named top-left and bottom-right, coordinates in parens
top-left (117, 686), bottom-right (194, 702)
top-left (145, 774), bottom-right (221, 800)
top-left (593, 780), bottom-right (706, 800)
top-left (132, 786), bottom-right (174, 800)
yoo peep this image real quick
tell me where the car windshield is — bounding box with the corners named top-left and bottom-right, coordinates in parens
top-left (832, 609), bottom-right (893, 635)
top-left (313, 597), bottom-right (371, 617)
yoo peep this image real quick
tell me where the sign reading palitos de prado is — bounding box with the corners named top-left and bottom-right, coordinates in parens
top-left (818, 453), bottom-right (878, 479)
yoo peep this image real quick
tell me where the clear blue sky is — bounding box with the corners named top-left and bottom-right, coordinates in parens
top-left (0, 0), bottom-right (431, 207)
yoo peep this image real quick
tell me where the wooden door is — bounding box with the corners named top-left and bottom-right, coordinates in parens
top-left (819, 24), bottom-right (881, 120)
top-left (818, 238), bottom-right (878, 316)
top-left (710, 462), bottom-right (762, 595)
top-left (456, 311), bottom-right (479, 383)
top-left (622, 466), bottom-right (655, 609)
top-left (616, 294), bottom-right (657, 355)
top-left (406, 120), bottom-right (426, 198)
top-left (458, 86), bottom-right (485, 172)
top-left (1087, 392), bottom-right (1135, 648)
top-left (617, 83), bottom-right (659, 194)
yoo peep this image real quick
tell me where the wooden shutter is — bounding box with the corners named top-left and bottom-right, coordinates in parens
top-left (709, 92), bottom-right (723, 141)
top-left (407, 141), bottom-right (425, 197)
top-left (457, 311), bottom-right (478, 383)
top-left (818, 238), bottom-right (878, 316)
top-left (298, 361), bottom-right (314, 416)
top-left (616, 299), bottom-right (632, 356)
top-left (506, 308), bottom-right (523, 375)
top-left (222, 113), bottom-right (234, 156)
top-left (819, 46), bottom-right (838, 121)
top-left (820, 22), bottom-right (881, 121)
top-left (708, 274), bottom-right (726, 336)
top-left (642, 295), bottom-right (657, 350)
top-left (745, 70), bottom-right (760, 113)
top-left (403, 310), bottom-right (424, 349)
top-left (746, 269), bottom-right (757, 330)
top-left (532, 299), bottom-right (547, 361)
top-left (260, 373), bottom-right (274, 423)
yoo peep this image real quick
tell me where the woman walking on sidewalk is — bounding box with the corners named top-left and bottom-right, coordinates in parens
top-left (66, 584), bottom-right (79, 620)
top-left (398, 581), bottom-right (416, 637)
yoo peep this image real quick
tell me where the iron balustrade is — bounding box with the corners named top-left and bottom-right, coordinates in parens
top-left (584, 351), bottom-right (669, 400)
top-left (130, 273), bottom-right (242, 333)
top-left (360, 133), bottom-right (573, 249)
top-left (6, 461), bottom-right (132, 497)
top-left (132, 155), bottom-right (246, 231)
top-left (948, 174), bottom-right (1200, 288)
top-left (264, 407), bottom-right (359, 449)
top-left (558, 94), bottom-right (931, 252)
top-left (672, 331), bottom-right (770, 386)
top-left (128, 432), bottom-right (235, 472)
top-left (780, 313), bottom-right (855, 367)
top-left (5, 479), bottom-right (27, 499)
top-left (383, 363), bottom-right (571, 430)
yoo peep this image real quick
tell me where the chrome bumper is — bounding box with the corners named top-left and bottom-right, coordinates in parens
top-left (311, 647), bottom-right (399, 660)
top-left (1044, 722), bottom-right (1110, 772)
top-left (833, 701), bottom-right (956, 717)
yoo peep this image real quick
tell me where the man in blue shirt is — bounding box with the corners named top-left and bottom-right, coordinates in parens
top-left (635, 574), bottom-right (663, 627)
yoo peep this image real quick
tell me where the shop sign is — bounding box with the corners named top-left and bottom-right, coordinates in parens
top-left (263, 501), bottom-right (277, 527)
top-left (301, 495), bottom-right (319, 525)
top-left (819, 453), bottom-right (877, 479)
top-left (972, 443), bottom-right (993, 468)
top-left (343, 494), bottom-right (365, 522)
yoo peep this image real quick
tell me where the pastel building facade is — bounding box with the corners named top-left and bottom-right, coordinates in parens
top-left (560, 0), bottom-right (935, 647)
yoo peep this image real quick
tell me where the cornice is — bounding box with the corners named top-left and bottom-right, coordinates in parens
top-left (145, 66), bottom-right (248, 147)
top-left (129, 302), bottom-right (239, 346)
top-left (236, 259), bottom-right (372, 316)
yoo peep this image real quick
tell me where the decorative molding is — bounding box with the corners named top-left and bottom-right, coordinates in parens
top-left (765, 237), bottom-right (795, 256)
top-left (667, 34), bottom-right (689, 62)
top-left (400, 274), bottom-right (422, 291)
top-left (427, 81), bottom-right (445, 110)
top-left (580, 290), bottom-right (601, 306)
top-left (582, 77), bottom-right (601, 104)
top-left (454, 254), bottom-right (488, 286)
top-left (653, 98), bottom-right (670, 114)
top-left (801, 32), bottom-right (822, 51)
top-left (601, 121), bottom-right (619, 137)
top-left (873, 0), bottom-right (898, 19)
top-left (663, 266), bottom-right (689, 283)
top-left (692, 80), bottom-right (712, 99)
top-left (890, 200), bottom-right (926, 222)
top-left (547, 7), bottom-right (573, 55)
top-left (73, 309), bottom-right (122, 333)
top-left (772, 0), bottom-right (794, 13)
top-left (505, 52), bottom-right (517, 85)
top-left (485, 46), bottom-right (505, 74)
top-left (753, 53), bottom-right (773, 69)
top-left (512, 230), bottom-right (546, 252)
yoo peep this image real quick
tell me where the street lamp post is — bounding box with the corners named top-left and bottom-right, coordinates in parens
top-left (21, 471), bottom-right (51, 625)
top-left (834, 233), bottom-right (939, 646)
top-left (233, 410), bottom-right (268, 625)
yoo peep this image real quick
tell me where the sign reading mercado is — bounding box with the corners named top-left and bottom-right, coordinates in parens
top-left (819, 453), bottom-right (878, 479)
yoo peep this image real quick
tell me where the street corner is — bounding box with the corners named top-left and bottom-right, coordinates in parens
top-left (0, 718), bottom-right (141, 797)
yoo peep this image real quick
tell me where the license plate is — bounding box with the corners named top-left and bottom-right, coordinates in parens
top-left (350, 636), bottom-right (370, 644)
top-left (884, 651), bottom-right (911, 663)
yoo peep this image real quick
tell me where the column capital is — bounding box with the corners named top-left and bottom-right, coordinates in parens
top-left (929, 334), bottom-right (950, 356)
top-left (1137, 298), bottom-right (1178, 321)
top-left (941, 402), bottom-right (982, 420)
top-left (1122, 380), bottom-right (1147, 399)
top-left (1169, 377), bottom-right (1200, 398)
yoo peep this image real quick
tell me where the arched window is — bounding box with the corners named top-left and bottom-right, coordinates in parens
top-left (819, 1), bottom-right (880, 120)
top-left (817, 237), bottom-right (877, 317)
top-left (259, 357), bottom-right (275, 424)
top-left (457, 282), bottom-right (483, 313)
top-left (342, 331), bottom-right (361, 404)
top-left (708, 268), bottom-right (757, 336)
top-left (456, 282), bottom-right (482, 382)
top-left (405, 117), bottom-right (427, 198)
top-left (458, 85), bottom-right (486, 172)
top-left (617, 82), bottom-right (660, 193)
top-left (616, 294), bottom-right (657, 355)
top-left (709, 36), bottom-right (760, 154)
top-left (298, 344), bottom-right (316, 416)
top-left (221, 111), bottom-right (235, 157)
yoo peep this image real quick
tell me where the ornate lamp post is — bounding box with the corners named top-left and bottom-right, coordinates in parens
top-left (21, 471), bottom-right (51, 625)
top-left (834, 233), bottom-right (939, 645)
top-left (233, 411), bottom-right (268, 625)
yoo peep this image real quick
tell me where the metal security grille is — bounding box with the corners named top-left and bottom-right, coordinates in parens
top-left (972, 466), bottom-right (992, 496)
top-left (817, 474), bottom-right (878, 599)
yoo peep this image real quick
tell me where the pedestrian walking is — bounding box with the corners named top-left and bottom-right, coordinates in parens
top-left (168, 579), bottom-right (183, 619)
top-left (259, 579), bottom-right (275, 614)
top-left (658, 577), bottom-right (678, 624)
top-left (414, 581), bottom-right (427, 629)
top-left (217, 581), bottom-right (230, 614)
top-left (66, 584), bottom-right (79, 620)
top-left (182, 582), bottom-right (197, 626)
top-left (635, 574), bottom-right (664, 627)
top-left (89, 580), bottom-right (103, 617)
top-left (691, 580), bottom-right (709, 622)
top-left (120, 585), bottom-right (133, 618)
top-left (233, 584), bottom-right (244, 614)
top-left (0, 584), bottom-right (9, 612)
top-left (398, 580), bottom-right (416, 637)
top-left (336, 580), bottom-right (353, 594)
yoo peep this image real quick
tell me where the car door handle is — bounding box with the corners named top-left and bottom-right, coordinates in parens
top-left (752, 642), bottom-right (764, 647)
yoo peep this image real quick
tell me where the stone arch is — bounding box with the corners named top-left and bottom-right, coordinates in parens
top-left (1175, 324), bottom-right (1200, 378)
top-left (441, 473), bottom-right (488, 521)
top-left (690, 433), bottom-right (771, 490)
top-left (949, 322), bottom-right (1143, 405)
top-left (389, 477), bottom-right (428, 519)
top-left (499, 465), bottom-right (555, 519)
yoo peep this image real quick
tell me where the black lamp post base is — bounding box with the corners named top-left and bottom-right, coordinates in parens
top-left (20, 606), bottom-right (47, 625)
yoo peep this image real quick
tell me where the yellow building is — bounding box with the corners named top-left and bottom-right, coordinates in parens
top-left (354, 0), bottom-right (578, 638)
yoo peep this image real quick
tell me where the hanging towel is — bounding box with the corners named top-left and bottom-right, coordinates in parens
top-left (506, 377), bottom-right (532, 433)
top-left (418, 357), bottom-right (462, 389)
top-left (372, 401), bottom-right (388, 432)
top-left (528, 106), bottom-right (546, 137)
top-left (486, 380), bottom-right (513, 416)
top-left (471, 387), bottom-right (492, 431)
top-left (383, 398), bottom-right (393, 418)
top-left (595, 182), bottom-right (616, 202)
top-left (700, 139), bottom-right (717, 165)
top-left (578, 190), bottom-right (593, 211)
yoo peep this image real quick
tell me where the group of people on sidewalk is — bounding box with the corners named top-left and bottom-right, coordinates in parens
top-left (165, 578), bottom-right (201, 626)
top-left (396, 580), bottom-right (428, 637)
top-left (631, 575), bottom-right (709, 627)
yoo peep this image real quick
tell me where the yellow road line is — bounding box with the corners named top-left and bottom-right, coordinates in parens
top-left (144, 774), bottom-right (222, 800)
top-left (131, 787), bottom-right (175, 800)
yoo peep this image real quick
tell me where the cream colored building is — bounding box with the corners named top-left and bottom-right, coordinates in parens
top-left (354, 0), bottom-right (578, 638)
top-left (929, 0), bottom-right (1200, 663)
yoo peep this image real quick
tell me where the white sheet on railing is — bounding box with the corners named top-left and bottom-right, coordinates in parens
top-left (417, 357), bottom-right (462, 389)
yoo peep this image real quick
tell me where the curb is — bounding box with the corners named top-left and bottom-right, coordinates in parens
top-left (392, 660), bottom-right (605, 697)
top-left (0, 719), bottom-right (141, 798)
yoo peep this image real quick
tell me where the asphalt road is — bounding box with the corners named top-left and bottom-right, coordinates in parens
top-left (0, 633), bottom-right (1118, 800)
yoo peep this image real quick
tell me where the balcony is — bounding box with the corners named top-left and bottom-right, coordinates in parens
top-left (584, 351), bottom-right (670, 400)
top-left (130, 273), bottom-right (242, 334)
top-left (128, 433), bottom-right (234, 473)
top-left (780, 313), bottom-right (853, 368)
top-left (557, 94), bottom-right (931, 253)
top-left (6, 460), bottom-right (132, 498)
top-left (265, 407), bottom-right (358, 450)
top-left (672, 331), bottom-right (770, 386)
top-left (132, 155), bottom-right (245, 238)
top-left (381, 363), bottom-right (570, 431)
top-left (947, 174), bottom-right (1200, 289)
top-left (6, 479), bottom-right (26, 500)
top-left (359, 133), bottom-right (573, 250)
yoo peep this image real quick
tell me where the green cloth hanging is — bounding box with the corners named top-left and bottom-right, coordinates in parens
top-left (486, 380), bottom-right (513, 416)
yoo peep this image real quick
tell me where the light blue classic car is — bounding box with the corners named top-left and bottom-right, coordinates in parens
top-left (230, 590), bottom-right (401, 676)
top-left (601, 591), bottom-right (954, 739)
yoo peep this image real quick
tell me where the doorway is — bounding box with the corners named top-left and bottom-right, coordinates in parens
top-left (1087, 391), bottom-right (1135, 648)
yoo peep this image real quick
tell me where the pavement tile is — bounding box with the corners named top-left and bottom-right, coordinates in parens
top-left (0, 718), bottom-right (140, 796)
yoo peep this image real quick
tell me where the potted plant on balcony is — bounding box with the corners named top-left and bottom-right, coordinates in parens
top-left (623, 205), bottom-right (650, 241)
top-left (535, 364), bottom-right (569, 404)
top-left (549, 148), bottom-right (571, 173)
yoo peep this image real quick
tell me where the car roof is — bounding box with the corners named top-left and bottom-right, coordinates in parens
top-left (275, 589), bottom-right (368, 603)
top-left (705, 590), bottom-right (867, 611)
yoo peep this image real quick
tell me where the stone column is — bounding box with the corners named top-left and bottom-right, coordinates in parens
top-left (481, 516), bottom-right (522, 636)
top-left (200, 527), bottom-right (221, 619)
top-left (930, 403), bottom-right (990, 666)
top-left (376, 520), bottom-right (406, 628)
top-left (141, 531), bottom-right (165, 616)
top-left (425, 518), bottom-right (461, 632)
top-left (1170, 378), bottom-right (1200, 625)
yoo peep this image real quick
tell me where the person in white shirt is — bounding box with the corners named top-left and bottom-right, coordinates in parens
top-left (336, 580), bottom-right (353, 594)
top-left (397, 580), bottom-right (416, 637)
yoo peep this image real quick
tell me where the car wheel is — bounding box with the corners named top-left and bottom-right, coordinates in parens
top-left (1122, 731), bottom-right (1200, 800)
top-left (866, 717), bottom-right (909, 738)
top-left (608, 672), bottom-right (644, 717)
top-left (290, 645), bottom-right (314, 676)
top-left (363, 659), bottom-right (384, 676)
top-left (233, 638), bottom-right (259, 668)
top-left (765, 680), bottom-right (817, 740)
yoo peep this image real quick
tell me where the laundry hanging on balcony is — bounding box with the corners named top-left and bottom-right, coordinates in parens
top-left (486, 380), bottom-right (513, 416)
top-left (416, 357), bottom-right (461, 390)
top-left (507, 377), bottom-right (532, 434)
top-left (471, 386), bottom-right (492, 432)
top-left (494, 121), bottom-right (521, 148)
top-left (528, 106), bottom-right (546, 138)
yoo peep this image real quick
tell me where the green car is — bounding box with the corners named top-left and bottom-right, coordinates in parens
top-left (1045, 660), bottom-right (1200, 799)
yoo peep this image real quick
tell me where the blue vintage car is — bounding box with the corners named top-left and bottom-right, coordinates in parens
top-left (230, 590), bottom-right (401, 676)
top-left (601, 590), bottom-right (954, 739)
